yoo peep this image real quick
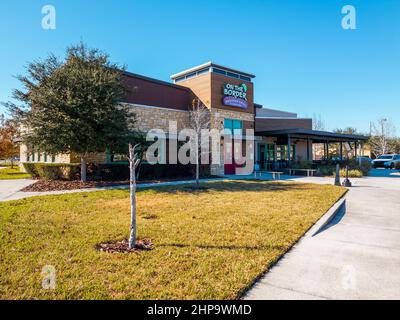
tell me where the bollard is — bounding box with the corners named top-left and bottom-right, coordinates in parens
top-left (334, 164), bottom-right (341, 186)
top-left (342, 165), bottom-right (352, 187)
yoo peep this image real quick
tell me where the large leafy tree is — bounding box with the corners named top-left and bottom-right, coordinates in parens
top-left (5, 43), bottom-right (131, 181)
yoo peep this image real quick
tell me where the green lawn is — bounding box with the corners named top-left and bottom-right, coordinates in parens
top-left (0, 167), bottom-right (31, 180)
top-left (0, 180), bottom-right (346, 300)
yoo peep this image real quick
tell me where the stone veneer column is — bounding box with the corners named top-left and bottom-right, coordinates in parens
top-left (210, 108), bottom-right (255, 176)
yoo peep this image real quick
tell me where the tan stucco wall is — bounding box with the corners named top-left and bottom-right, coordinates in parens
top-left (19, 143), bottom-right (73, 171)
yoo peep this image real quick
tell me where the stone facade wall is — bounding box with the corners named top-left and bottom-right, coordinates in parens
top-left (19, 105), bottom-right (256, 177)
top-left (210, 108), bottom-right (254, 131)
top-left (210, 108), bottom-right (255, 176)
top-left (125, 103), bottom-right (190, 132)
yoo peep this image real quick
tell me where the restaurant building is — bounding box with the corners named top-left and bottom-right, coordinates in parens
top-left (20, 62), bottom-right (368, 176)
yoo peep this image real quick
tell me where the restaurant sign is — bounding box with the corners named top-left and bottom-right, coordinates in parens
top-left (222, 83), bottom-right (248, 109)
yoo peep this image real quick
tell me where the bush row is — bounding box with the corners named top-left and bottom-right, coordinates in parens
top-left (23, 163), bottom-right (80, 180)
top-left (339, 169), bottom-right (363, 178)
top-left (23, 162), bottom-right (211, 181)
top-left (292, 159), bottom-right (372, 177)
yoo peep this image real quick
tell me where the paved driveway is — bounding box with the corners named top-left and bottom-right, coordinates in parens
top-left (245, 169), bottom-right (400, 300)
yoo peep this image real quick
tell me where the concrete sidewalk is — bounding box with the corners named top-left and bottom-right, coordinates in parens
top-left (0, 179), bottom-right (37, 202)
top-left (244, 173), bottom-right (400, 300)
top-left (0, 178), bottom-right (225, 202)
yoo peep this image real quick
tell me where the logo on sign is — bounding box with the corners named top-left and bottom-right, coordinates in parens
top-left (223, 83), bottom-right (248, 109)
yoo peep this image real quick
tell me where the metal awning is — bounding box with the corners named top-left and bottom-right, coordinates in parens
top-left (256, 128), bottom-right (369, 143)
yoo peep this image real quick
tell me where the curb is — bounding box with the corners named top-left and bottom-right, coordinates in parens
top-left (306, 197), bottom-right (347, 237)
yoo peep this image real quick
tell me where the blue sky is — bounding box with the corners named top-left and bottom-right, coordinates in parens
top-left (0, 0), bottom-right (399, 134)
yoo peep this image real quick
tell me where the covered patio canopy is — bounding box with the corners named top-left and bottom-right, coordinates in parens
top-left (256, 128), bottom-right (369, 164)
top-left (256, 128), bottom-right (368, 143)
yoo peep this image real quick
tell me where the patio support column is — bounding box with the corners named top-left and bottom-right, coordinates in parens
top-left (326, 140), bottom-right (329, 160)
top-left (355, 141), bottom-right (358, 159)
top-left (307, 138), bottom-right (311, 161)
top-left (273, 143), bottom-right (277, 170)
top-left (340, 142), bottom-right (343, 160)
top-left (287, 134), bottom-right (291, 167)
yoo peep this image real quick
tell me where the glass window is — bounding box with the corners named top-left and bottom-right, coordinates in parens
top-left (224, 119), bottom-right (243, 135)
top-left (276, 145), bottom-right (296, 161)
top-left (112, 154), bottom-right (128, 162)
top-left (224, 119), bottom-right (232, 132)
top-left (185, 72), bottom-right (197, 79)
top-left (175, 76), bottom-right (186, 83)
top-left (213, 68), bottom-right (226, 76)
top-left (240, 75), bottom-right (251, 82)
top-left (267, 144), bottom-right (275, 161)
top-left (226, 72), bottom-right (239, 79)
top-left (196, 68), bottom-right (210, 76)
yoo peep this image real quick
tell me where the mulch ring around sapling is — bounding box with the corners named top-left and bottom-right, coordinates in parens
top-left (95, 239), bottom-right (154, 253)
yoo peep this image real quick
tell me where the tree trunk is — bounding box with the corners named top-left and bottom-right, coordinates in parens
top-left (81, 156), bottom-right (87, 182)
top-left (195, 138), bottom-right (200, 187)
top-left (10, 158), bottom-right (14, 169)
top-left (196, 160), bottom-right (200, 187)
top-left (128, 144), bottom-right (137, 250)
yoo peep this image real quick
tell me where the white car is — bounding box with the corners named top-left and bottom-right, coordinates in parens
top-left (372, 154), bottom-right (400, 169)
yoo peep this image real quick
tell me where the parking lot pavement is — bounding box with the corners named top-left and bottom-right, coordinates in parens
top-left (244, 170), bottom-right (400, 300)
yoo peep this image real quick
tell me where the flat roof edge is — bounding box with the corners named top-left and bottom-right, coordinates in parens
top-left (123, 71), bottom-right (192, 92)
top-left (256, 128), bottom-right (369, 140)
top-left (170, 62), bottom-right (256, 80)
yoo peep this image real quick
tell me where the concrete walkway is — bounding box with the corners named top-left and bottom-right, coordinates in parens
top-left (0, 179), bottom-right (37, 202)
top-left (0, 178), bottom-right (226, 202)
top-left (244, 169), bottom-right (400, 300)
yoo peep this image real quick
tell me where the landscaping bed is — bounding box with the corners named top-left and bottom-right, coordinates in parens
top-left (21, 177), bottom-right (217, 192)
top-left (0, 180), bottom-right (346, 299)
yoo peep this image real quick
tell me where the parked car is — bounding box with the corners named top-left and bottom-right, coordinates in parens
top-left (372, 154), bottom-right (400, 169)
top-left (357, 156), bottom-right (372, 164)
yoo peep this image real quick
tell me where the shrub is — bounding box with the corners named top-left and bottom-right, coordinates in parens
top-left (317, 166), bottom-right (335, 177)
top-left (23, 163), bottom-right (80, 180)
top-left (87, 163), bottom-right (130, 181)
top-left (23, 163), bottom-right (40, 178)
top-left (37, 164), bottom-right (80, 180)
top-left (340, 169), bottom-right (363, 178)
top-left (292, 160), bottom-right (313, 170)
top-left (358, 161), bottom-right (372, 175)
top-left (23, 162), bottom-right (211, 181)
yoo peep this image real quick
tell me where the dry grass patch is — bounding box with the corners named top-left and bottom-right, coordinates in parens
top-left (0, 180), bottom-right (346, 299)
